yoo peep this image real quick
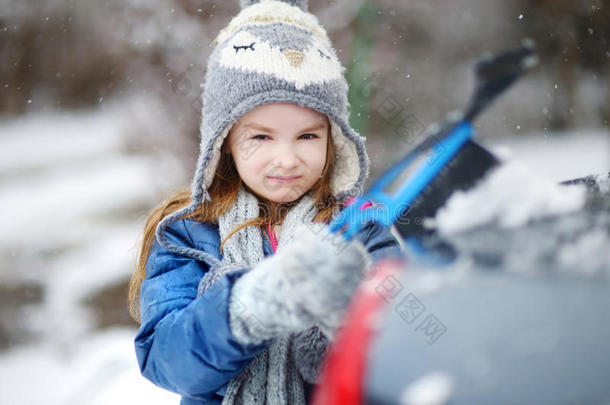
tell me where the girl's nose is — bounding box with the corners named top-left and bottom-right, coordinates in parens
top-left (274, 147), bottom-right (299, 169)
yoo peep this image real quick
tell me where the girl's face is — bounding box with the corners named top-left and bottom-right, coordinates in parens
top-left (227, 102), bottom-right (329, 204)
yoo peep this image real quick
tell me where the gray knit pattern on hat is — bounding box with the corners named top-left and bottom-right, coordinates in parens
top-left (153, 0), bottom-right (371, 403)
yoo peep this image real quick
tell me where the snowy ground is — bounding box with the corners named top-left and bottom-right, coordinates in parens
top-left (0, 102), bottom-right (607, 404)
top-left (0, 103), bottom-right (180, 404)
top-left (0, 328), bottom-right (179, 404)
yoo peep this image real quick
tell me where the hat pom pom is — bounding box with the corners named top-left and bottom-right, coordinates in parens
top-left (239, 0), bottom-right (308, 11)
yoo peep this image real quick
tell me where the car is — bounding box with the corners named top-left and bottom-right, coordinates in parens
top-left (315, 153), bottom-right (610, 404)
top-left (313, 41), bottom-right (610, 405)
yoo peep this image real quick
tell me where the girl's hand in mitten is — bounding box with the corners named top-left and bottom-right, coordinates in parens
top-left (229, 224), bottom-right (371, 344)
top-left (278, 224), bottom-right (372, 335)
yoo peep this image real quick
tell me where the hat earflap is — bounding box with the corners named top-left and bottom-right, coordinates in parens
top-left (239, 0), bottom-right (308, 12)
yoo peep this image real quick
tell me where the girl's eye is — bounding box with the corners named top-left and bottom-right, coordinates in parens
top-left (251, 134), bottom-right (269, 140)
top-left (299, 133), bottom-right (319, 140)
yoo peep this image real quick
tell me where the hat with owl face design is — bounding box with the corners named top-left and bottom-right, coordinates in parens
top-left (197, 0), bottom-right (369, 200)
top-left (155, 0), bottom-right (370, 260)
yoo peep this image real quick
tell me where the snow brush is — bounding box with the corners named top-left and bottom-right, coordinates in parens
top-left (330, 40), bottom-right (538, 241)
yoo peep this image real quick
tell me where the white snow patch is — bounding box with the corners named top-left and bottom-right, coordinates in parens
top-left (0, 105), bottom-right (162, 251)
top-left (435, 160), bottom-right (586, 235)
top-left (0, 155), bottom-right (157, 249)
top-left (400, 372), bottom-right (455, 405)
top-left (0, 110), bottom-right (125, 175)
top-left (594, 173), bottom-right (610, 194)
top-left (557, 229), bottom-right (610, 276)
top-left (489, 129), bottom-right (610, 182)
top-left (0, 329), bottom-right (179, 405)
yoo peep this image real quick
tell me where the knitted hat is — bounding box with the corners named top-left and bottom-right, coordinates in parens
top-left (156, 0), bottom-right (370, 260)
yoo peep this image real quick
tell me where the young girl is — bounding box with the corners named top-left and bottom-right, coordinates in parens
top-left (129, 1), bottom-right (402, 404)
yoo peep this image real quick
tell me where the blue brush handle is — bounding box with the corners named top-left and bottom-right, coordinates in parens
top-left (330, 43), bottom-right (536, 241)
top-left (329, 121), bottom-right (474, 241)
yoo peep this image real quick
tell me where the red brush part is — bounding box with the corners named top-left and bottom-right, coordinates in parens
top-left (312, 259), bottom-right (406, 405)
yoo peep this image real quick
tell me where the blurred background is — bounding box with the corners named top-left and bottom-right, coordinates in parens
top-left (0, 0), bottom-right (608, 403)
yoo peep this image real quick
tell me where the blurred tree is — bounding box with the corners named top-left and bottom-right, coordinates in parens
top-left (513, 0), bottom-right (610, 128)
top-left (347, 3), bottom-right (379, 138)
top-left (0, 1), bottom-right (128, 113)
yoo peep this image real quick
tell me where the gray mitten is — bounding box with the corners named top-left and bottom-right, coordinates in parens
top-left (229, 225), bottom-right (371, 344)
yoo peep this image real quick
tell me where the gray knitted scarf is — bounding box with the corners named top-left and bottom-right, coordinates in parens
top-left (198, 187), bottom-right (329, 404)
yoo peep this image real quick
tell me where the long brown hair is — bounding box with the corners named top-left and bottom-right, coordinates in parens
top-left (129, 127), bottom-right (338, 322)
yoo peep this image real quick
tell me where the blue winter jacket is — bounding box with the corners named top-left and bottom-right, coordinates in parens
top-left (135, 218), bottom-right (402, 404)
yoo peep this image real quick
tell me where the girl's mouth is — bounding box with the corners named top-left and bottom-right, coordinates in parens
top-left (267, 175), bottom-right (302, 183)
